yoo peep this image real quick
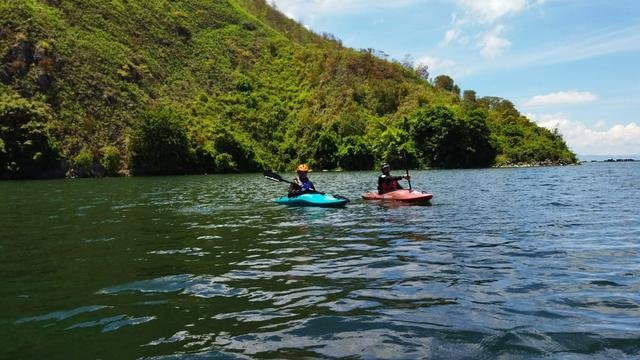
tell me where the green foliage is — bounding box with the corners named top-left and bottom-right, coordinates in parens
top-left (313, 131), bottom-right (339, 170)
top-left (129, 107), bottom-right (194, 175)
top-left (410, 105), bottom-right (495, 168)
top-left (210, 126), bottom-right (259, 172)
top-left (338, 135), bottom-right (374, 170)
top-left (71, 149), bottom-right (91, 169)
top-left (100, 145), bottom-right (121, 175)
top-left (0, 0), bottom-right (577, 178)
top-left (434, 75), bottom-right (454, 91)
top-left (0, 92), bottom-right (60, 179)
top-left (71, 148), bottom-right (94, 175)
top-left (484, 99), bottom-right (577, 166)
top-left (463, 90), bottom-right (477, 104)
top-left (214, 152), bottom-right (237, 172)
top-left (372, 127), bottom-right (415, 169)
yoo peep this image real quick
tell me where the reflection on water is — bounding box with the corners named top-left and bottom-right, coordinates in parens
top-left (2, 163), bottom-right (640, 359)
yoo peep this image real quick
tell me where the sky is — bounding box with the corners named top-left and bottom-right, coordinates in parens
top-left (269, 0), bottom-right (640, 158)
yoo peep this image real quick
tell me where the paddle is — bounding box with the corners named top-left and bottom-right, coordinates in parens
top-left (263, 169), bottom-right (295, 185)
top-left (402, 151), bottom-right (412, 191)
top-left (263, 169), bottom-right (325, 196)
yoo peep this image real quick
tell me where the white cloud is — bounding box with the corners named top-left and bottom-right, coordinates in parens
top-left (456, 0), bottom-right (528, 24)
top-left (415, 55), bottom-right (473, 78)
top-left (443, 0), bottom-right (544, 58)
top-left (440, 28), bottom-right (462, 47)
top-left (524, 91), bottom-right (598, 107)
top-left (477, 25), bottom-right (511, 59)
top-left (529, 113), bottom-right (640, 155)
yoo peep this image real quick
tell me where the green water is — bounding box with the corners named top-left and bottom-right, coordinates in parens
top-left (2, 164), bottom-right (640, 358)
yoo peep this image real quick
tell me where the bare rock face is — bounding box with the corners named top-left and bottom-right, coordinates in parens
top-left (1, 36), bottom-right (58, 92)
top-left (1, 39), bottom-right (35, 83)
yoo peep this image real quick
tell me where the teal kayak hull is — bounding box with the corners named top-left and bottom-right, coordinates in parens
top-left (274, 193), bottom-right (349, 207)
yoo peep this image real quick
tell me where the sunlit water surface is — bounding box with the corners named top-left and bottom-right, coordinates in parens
top-left (1, 162), bottom-right (639, 359)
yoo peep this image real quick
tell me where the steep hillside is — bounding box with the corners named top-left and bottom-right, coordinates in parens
top-left (0, 0), bottom-right (576, 179)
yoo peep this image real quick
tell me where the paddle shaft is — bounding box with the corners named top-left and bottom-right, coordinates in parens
top-left (272, 177), bottom-right (295, 185)
top-left (403, 152), bottom-right (412, 190)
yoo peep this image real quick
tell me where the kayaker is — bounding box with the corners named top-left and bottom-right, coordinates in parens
top-left (378, 163), bottom-right (410, 194)
top-left (288, 164), bottom-right (316, 197)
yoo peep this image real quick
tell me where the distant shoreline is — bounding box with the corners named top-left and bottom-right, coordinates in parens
top-left (586, 158), bottom-right (638, 163)
top-left (578, 155), bottom-right (640, 162)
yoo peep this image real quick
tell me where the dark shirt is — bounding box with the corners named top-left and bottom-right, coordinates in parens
top-left (378, 174), bottom-right (403, 194)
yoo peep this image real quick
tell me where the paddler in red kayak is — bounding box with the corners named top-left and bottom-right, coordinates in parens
top-left (378, 163), bottom-right (410, 194)
top-left (288, 163), bottom-right (317, 197)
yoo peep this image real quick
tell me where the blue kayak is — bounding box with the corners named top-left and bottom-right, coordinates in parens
top-left (274, 192), bottom-right (349, 207)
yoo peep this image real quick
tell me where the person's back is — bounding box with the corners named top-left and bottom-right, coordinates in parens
top-left (377, 163), bottom-right (408, 194)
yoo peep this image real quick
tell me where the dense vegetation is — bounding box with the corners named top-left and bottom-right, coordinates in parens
top-left (0, 0), bottom-right (577, 179)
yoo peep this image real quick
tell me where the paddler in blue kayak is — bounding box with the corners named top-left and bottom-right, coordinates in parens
top-left (378, 163), bottom-right (410, 194)
top-left (288, 163), bottom-right (317, 197)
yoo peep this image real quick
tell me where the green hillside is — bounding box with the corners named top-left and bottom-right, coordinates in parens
top-left (0, 0), bottom-right (577, 179)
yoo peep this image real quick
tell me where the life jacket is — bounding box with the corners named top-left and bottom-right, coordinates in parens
top-left (379, 175), bottom-right (400, 194)
top-left (300, 178), bottom-right (314, 191)
top-left (295, 176), bottom-right (314, 191)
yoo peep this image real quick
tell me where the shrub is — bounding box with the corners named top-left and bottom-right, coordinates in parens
top-left (211, 127), bottom-right (258, 172)
top-left (71, 148), bottom-right (94, 176)
top-left (0, 92), bottom-right (60, 179)
top-left (101, 145), bottom-right (120, 175)
top-left (338, 135), bottom-right (374, 170)
top-left (214, 152), bottom-right (236, 172)
top-left (313, 131), bottom-right (338, 170)
top-left (129, 107), bottom-right (194, 175)
top-left (372, 127), bottom-right (415, 168)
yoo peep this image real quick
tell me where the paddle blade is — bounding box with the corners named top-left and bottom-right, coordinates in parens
top-left (263, 169), bottom-right (284, 182)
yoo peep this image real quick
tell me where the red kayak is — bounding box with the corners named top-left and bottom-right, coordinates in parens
top-left (361, 189), bottom-right (433, 203)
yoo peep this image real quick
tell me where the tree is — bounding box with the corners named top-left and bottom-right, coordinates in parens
top-left (129, 107), bottom-right (194, 175)
top-left (211, 127), bottom-right (258, 172)
top-left (434, 75), bottom-right (455, 92)
top-left (372, 127), bottom-right (415, 169)
top-left (410, 105), bottom-right (495, 168)
top-left (463, 90), bottom-right (476, 103)
top-left (0, 93), bottom-right (60, 179)
top-left (415, 63), bottom-right (429, 81)
top-left (338, 135), bottom-right (374, 170)
top-left (313, 131), bottom-right (338, 170)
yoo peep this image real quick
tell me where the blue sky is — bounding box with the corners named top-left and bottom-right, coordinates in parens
top-left (270, 0), bottom-right (640, 157)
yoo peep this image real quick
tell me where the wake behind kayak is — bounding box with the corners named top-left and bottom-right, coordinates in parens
top-left (275, 192), bottom-right (349, 208)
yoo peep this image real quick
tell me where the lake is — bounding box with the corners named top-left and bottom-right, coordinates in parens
top-left (1, 162), bottom-right (639, 359)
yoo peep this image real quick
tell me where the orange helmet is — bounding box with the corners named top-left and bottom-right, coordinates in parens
top-left (296, 164), bottom-right (309, 172)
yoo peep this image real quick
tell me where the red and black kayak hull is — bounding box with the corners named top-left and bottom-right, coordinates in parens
top-left (362, 189), bottom-right (433, 203)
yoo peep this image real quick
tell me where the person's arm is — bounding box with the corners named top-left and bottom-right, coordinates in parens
top-left (288, 179), bottom-right (302, 197)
